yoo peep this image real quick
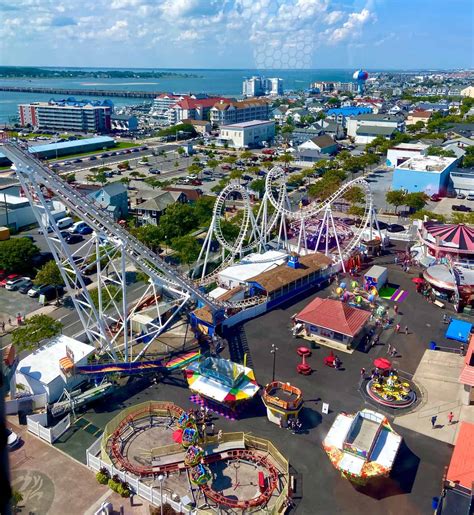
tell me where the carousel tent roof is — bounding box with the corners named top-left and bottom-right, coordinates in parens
top-left (424, 222), bottom-right (474, 252)
top-left (445, 319), bottom-right (472, 343)
top-left (446, 422), bottom-right (474, 490)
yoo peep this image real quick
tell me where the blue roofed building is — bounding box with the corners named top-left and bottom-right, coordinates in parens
top-left (326, 106), bottom-right (373, 128)
top-left (0, 136), bottom-right (116, 165)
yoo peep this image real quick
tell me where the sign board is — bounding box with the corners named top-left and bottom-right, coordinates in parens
top-left (322, 402), bottom-right (329, 415)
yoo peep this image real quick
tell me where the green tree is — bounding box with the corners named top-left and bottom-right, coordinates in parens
top-left (240, 150), bottom-right (253, 160)
top-left (250, 178), bottom-right (266, 197)
top-left (89, 285), bottom-right (122, 310)
top-left (287, 173), bottom-right (305, 187)
top-left (35, 260), bottom-right (64, 299)
top-left (144, 177), bottom-right (162, 189)
top-left (87, 171), bottom-right (108, 184)
top-left (133, 224), bottom-right (163, 251)
top-left (11, 490), bottom-right (23, 513)
top-left (0, 238), bottom-right (39, 273)
top-left (410, 210), bottom-right (447, 222)
top-left (12, 314), bottom-right (63, 351)
top-left (385, 190), bottom-right (406, 213)
top-left (176, 147), bottom-right (185, 156)
top-left (277, 152), bottom-right (294, 169)
top-left (220, 220), bottom-right (240, 241)
top-left (344, 186), bottom-right (365, 204)
top-left (406, 121), bottom-right (425, 133)
top-left (187, 163), bottom-right (201, 176)
top-left (207, 159), bottom-right (219, 172)
top-left (426, 146), bottom-right (456, 158)
top-left (461, 147), bottom-right (474, 168)
top-left (229, 169), bottom-right (243, 183)
top-left (194, 196), bottom-right (215, 225)
top-left (158, 203), bottom-right (198, 240)
top-left (170, 235), bottom-right (201, 266)
top-left (223, 156), bottom-right (237, 165)
top-left (404, 192), bottom-right (428, 212)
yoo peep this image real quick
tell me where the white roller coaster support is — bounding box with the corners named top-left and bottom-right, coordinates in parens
top-left (1, 141), bottom-right (226, 360)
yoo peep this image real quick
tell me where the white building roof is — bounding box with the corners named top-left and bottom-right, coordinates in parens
top-left (221, 120), bottom-right (274, 129)
top-left (218, 250), bottom-right (287, 284)
top-left (17, 335), bottom-right (95, 386)
top-left (397, 155), bottom-right (457, 174)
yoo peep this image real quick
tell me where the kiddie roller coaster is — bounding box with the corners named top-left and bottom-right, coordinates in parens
top-left (1, 141), bottom-right (383, 363)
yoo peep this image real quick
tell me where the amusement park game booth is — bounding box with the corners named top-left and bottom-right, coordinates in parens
top-left (364, 266), bottom-right (388, 290)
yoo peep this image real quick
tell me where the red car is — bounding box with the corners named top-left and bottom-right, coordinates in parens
top-left (262, 149), bottom-right (275, 155)
top-left (0, 274), bottom-right (19, 287)
top-left (430, 194), bottom-right (442, 202)
top-left (221, 164), bottom-right (231, 170)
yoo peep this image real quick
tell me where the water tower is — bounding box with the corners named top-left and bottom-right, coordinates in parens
top-left (353, 69), bottom-right (369, 95)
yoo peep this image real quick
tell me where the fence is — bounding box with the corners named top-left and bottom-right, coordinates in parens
top-left (27, 413), bottom-right (71, 444)
top-left (5, 393), bottom-right (48, 415)
top-left (87, 442), bottom-right (193, 513)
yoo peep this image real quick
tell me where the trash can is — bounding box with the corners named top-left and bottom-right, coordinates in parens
top-left (429, 341), bottom-right (437, 350)
top-left (431, 497), bottom-right (439, 510)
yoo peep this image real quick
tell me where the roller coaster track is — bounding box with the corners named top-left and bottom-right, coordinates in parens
top-left (1, 141), bottom-right (226, 311)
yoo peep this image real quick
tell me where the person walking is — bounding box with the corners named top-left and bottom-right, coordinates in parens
top-left (360, 367), bottom-right (366, 379)
top-left (211, 423), bottom-right (215, 435)
top-left (394, 304), bottom-right (399, 314)
top-left (404, 325), bottom-right (409, 335)
top-left (394, 255), bottom-right (398, 265)
top-left (1, 321), bottom-right (5, 332)
top-left (387, 343), bottom-right (392, 355)
top-left (391, 347), bottom-right (397, 357)
top-left (395, 323), bottom-right (400, 333)
top-left (448, 412), bottom-right (454, 425)
top-left (431, 415), bottom-right (437, 429)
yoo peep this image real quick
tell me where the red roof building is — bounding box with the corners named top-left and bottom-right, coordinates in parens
top-left (446, 422), bottom-right (474, 490)
top-left (459, 335), bottom-right (474, 408)
top-left (296, 298), bottom-right (371, 348)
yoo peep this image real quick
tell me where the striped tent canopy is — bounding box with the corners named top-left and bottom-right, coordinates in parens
top-left (424, 223), bottom-right (474, 252)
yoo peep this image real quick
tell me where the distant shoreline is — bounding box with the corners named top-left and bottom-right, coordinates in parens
top-left (0, 66), bottom-right (201, 80)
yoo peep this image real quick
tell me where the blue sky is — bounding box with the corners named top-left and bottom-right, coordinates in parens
top-left (0, 0), bottom-right (472, 70)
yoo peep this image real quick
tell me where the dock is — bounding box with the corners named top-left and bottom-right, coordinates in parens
top-left (0, 86), bottom-right (158, 99)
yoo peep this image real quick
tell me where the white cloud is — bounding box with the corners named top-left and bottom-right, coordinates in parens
top-left (328, 8), bottom-right (374, 44)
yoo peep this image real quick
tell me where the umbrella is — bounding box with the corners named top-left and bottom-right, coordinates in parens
top-left (373, 358), bottom-right (392, 370)
top-left (412, 278), bottom-right (424, 284)
top-left (172, 429), bottom-right (183, 443)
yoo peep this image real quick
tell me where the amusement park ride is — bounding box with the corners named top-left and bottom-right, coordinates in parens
top-left (1, 141), bottom-right (383, 364)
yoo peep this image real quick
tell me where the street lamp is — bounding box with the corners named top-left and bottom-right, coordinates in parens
top-left (270, 343), bottom-right (278, 382)
top-left (157, 474), bottom-right (165, 515)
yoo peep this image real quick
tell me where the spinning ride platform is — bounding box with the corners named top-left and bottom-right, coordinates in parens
top-left (323, 409), bottom-right (402, 484)
top-left (262, 381), bottom-right (303, 427)
top-left (366, 373), bottom-right (417, 409)
top-left (185, 356), bottom-right (259, 411)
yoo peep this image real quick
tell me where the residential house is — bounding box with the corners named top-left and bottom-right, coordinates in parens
top-left (313, 120), bottom-right (345, 140)
top-left (172, 97), bottom-right (227, 123)
top-left (346, 113), bottom-right (405, 143)
top-left (131, 190), bottom-right (186, 225)
top-left (163, 187), bottom-right (203, 203)
top-left (290, 127), bottom-right (321, 146)
top-left (298, 135), bottom-right (338, 154)
top-left (78, 182), bottom-right (128, 220)
top-left (461, 85), bottom-right (474, 98)
top-left (182, 119), bottom-right (211, 135)
top-left (288, 108), bottom-right (311, 124)
top-left (406, 109), bottom-right (432, 126)
top-left (325, 106), bottom-right (372, 128)
top-left (272, 106), bottom-right (288, 123)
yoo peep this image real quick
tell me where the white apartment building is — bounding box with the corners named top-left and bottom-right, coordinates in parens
top-left (210, 98), bottom-right (270, 126)
top-left (218, 120), bottom-right (275, 149)
top-left (242, 76), bottom-right (283, 97)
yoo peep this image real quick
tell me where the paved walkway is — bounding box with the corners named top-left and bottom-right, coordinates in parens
top-left (8, 420), bottom-right (150, 514)
top-left (394, 349), bottom-right (474, 444)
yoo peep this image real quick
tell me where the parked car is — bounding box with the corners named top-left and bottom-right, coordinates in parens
top-left (65, 233), bottom-right (83, 244)
top-left (77, 225), bottom-right (93, 235)
top-left (5, 276), bottom-right (29, 290)
top-left (31, 252), bottom-right (54, 268)
top-left (28, 283), bottom-right (47, 297)
top-left (6, 428), bottom-right (20, 450)
top-left (372, 221), bottom-right (388, 230)
top-left (221, 164), bottom-right (231, 170)
top-left (37, 285), bottom-right (64, 301)
top-left (452, 204), bottom-right (472, 212)
top-left (457, 193), bottom-right (466, 199)
top-left (72, 159), bottom-right (82, 163)
top-left (16, 278), bottom-right (34, 293)
top-left (0, 274), bottom-right (19, 287)
top-left (242, 174), bottom-right (253, 181)
top-left (89, 156), bottom-right (97, 161)
top-left (191, 179), bottom-right (202, 186)
top-left (70, 221), bottom-right (89, 233)
top-left (467, 193), bottom-right (474, 201)
top-left (149, 168), bottom-right (161, 175)
top-left (387, 224), bottom-right (406, 233)
top-left (430, 194), bottom-right (442, 202)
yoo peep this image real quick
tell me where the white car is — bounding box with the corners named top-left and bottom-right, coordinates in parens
top-left (186, 174), bottom-right (197, 180)
top-left (5, 276), bottom-right (30, 291)
top-left (7, 428), bottom-right (20, 450)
